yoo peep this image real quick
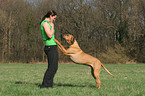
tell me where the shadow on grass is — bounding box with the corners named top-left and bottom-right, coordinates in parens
top-left (54, 83), bottom-right (96, 88)
top-left (15, 81), bottom-right (41, 88)
top-left (15, 81), bottom-right (96, 88)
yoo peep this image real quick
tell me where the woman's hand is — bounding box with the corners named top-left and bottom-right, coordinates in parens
top-left (50, 22), bottom-right (54, 29)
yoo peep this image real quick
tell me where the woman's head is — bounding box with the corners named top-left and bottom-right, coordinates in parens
top-left (40, 10), bottom-right (57, 23)
top-left (44, 10), bottom-right (57, 18)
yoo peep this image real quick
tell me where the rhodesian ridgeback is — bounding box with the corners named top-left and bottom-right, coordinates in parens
top-left (54, 34), bottom-right (115, 88)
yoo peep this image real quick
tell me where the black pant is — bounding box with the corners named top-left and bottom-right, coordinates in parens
top-left (41, 45), bottom-right (58, 88)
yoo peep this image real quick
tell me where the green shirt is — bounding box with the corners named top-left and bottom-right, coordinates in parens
top-left (40, 20), bottom-right (57, 46)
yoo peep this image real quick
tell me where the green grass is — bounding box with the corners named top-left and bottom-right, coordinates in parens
top-left (0, 63), bottom-right (145, 96)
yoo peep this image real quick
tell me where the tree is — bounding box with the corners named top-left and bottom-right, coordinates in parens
top-left (0, 0), bottom-right (144, 63)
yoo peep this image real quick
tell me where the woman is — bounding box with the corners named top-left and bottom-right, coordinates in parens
top-left (40, 10), bottom-right (58, 88)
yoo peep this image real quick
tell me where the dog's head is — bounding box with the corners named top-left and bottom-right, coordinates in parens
top-left (62, 34), bottom-right (75, 45)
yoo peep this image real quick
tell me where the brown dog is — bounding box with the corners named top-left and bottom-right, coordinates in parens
top-left (54, 34), bottom-right (115, 88)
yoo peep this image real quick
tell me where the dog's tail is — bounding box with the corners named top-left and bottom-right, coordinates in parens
top-left (101, 64), bottom-right (115, 77)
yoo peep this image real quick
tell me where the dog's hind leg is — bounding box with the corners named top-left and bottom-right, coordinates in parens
top-left (90, 66), bottom-right (96, 79)
top-left (93, 65), bottom-right (101, 88)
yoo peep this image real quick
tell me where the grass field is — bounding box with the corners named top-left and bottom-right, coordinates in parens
top-left (0, 63), bottom-right (145, 96)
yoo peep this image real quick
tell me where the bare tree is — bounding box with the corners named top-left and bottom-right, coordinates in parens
top-left (0, 0), bottom-right (144, 63)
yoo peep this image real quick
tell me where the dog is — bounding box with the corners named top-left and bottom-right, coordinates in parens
top-left (54, 34), bottom-right (115, 88)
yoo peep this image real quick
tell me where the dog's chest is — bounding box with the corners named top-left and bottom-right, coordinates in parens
top-left (70, 55), bottom-right (83, 63)
top-left (70, 56), bottom-right (78, 62)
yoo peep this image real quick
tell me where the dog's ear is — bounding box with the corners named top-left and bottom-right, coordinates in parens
top-left (70, 36), bottom-right (75, 44)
